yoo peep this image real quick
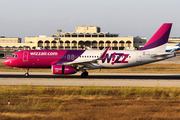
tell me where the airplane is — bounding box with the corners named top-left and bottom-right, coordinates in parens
top-left (166, 43), bottom-right (180, 52)
top-left (4, 23), bottom-right (175, 78)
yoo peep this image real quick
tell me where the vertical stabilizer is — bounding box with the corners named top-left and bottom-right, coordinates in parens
top-left (139, 23), bottom-right (172, 51)
top-left (176, 43), bottom-right (180, 46)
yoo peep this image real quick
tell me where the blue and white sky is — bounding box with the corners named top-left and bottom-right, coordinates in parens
top-left (0, 0), bottom-right (180, 42)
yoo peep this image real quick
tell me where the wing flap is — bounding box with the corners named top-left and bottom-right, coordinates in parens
top-left (61, 59), bottom-right (96, 66)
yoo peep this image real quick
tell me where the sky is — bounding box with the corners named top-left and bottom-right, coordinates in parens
top-left (0, 0), bottom-right (180, 42)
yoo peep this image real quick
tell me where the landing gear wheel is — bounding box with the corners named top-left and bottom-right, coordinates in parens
top-left (81, 71), bottom-right (88, 78)
top-left (84, 71), bottom-right (88, 77)
top-left (81, 72), bottom-right (86, 78)
top-left (25, 73), bottom-right (29, 77)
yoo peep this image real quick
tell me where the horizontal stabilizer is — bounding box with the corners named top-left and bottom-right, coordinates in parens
top-left (151, 53), bottom-right (174, 59)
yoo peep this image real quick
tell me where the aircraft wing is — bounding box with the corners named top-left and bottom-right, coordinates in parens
top-left (62, 59), bottom-right (98, 67)
top-left (57, 47), bottom-right (109, 67)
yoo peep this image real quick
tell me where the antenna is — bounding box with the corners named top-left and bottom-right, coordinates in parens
top-left (57, 29), bottom-right (62, 36)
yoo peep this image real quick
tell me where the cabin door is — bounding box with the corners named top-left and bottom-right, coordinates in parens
top-left (23, 52), bottom-right (28, 62)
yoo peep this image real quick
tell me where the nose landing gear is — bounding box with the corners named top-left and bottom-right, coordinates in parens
top-left (25, 68), bottom-right (29, 77)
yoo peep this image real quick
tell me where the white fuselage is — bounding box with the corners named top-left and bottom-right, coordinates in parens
top-left (74, 50), bottom-right (175, 69)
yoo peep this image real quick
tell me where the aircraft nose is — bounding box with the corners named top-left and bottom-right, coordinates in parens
top-left (4, 59), bottom-right (12, 66)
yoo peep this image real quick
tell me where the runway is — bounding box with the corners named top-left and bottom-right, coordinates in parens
top-left (0, 72), bottom-right (180, 87)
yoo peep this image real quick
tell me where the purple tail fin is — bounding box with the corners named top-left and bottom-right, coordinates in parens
top-left (139, 23), bottom-right (172, 51)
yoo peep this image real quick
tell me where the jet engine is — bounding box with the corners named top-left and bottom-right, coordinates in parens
top-left (51, 65), bottom-right (77, 74)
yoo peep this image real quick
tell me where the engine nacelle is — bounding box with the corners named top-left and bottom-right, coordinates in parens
top-left (51, 65), bottom-right (77, 74)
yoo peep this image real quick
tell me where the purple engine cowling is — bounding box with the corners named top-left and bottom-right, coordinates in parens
top-left (52, 65), bottom-right (77, 74)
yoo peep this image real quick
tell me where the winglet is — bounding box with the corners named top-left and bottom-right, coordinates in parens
top-left (99, 47), bottom-right (109, 59)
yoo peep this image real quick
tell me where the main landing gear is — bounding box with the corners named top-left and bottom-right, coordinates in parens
top-left (81, 70), bottom-right (88, 78)
top-left (25, 68), bottom-right (29, 77)
top-left (79, 67), bottom-right (88, 78)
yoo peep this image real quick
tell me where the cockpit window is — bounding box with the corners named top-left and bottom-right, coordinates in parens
top-left (11, 54), bottom-right (18, 58)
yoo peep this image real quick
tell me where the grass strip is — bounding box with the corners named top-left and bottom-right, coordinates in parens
top-left (1, 85), bottom-right (180, 100)
top-left (1, 85), bottom-right (180, 119)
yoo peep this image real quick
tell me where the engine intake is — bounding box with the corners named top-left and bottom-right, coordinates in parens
top-left (51, 65), bottom-right (76, 74)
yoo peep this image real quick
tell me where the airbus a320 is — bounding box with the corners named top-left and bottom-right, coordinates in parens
top-left (4, 23), bottom-right (175, 78)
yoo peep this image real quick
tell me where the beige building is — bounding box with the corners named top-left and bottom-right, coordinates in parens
top-left (0, 36), bottom-right (21, 43)
top-left (167, 37), bottom-right (180, 46)
top-left (0, 36), bottom-right (34, 51)
top-left (0, 36), bottom-right (30, 51)
top-left (37, 26), bottom-right (137, 50)
top-left (0, 26), bottom-right (146, 51)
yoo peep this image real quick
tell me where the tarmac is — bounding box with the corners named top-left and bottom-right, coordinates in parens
top-left (0, 72), bottom-right (180, 87)
top-left (0, 53), bottom-right (180, 87)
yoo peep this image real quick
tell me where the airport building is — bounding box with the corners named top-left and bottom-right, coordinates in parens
top-left (0, 36), bottom-right (32, 51)
top-left (0, 26), bottom-right (146, 52)
top-left (168, 37), bottom-right (180, 46)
